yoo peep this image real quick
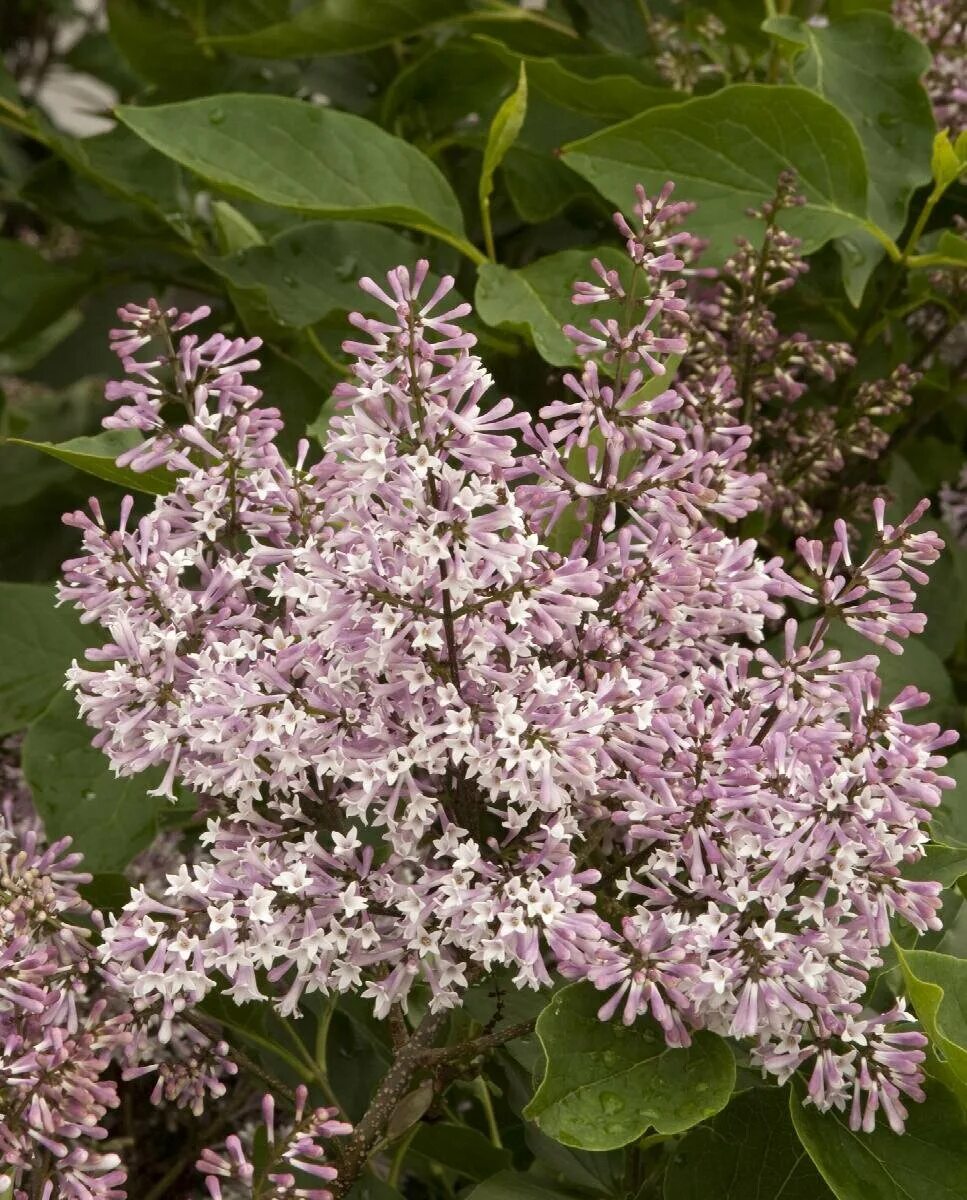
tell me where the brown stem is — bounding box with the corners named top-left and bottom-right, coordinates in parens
top-left (330, 1010), bottom-right (450, 1198)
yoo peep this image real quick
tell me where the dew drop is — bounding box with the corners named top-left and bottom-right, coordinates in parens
top-left (283, 274), bottom-right (298, 288)
top-left (208, 107), bottom-right (226, 125)
top-left (336, 254), bottom-right (358, 280)
top-left (599, 1091), bottom-right (625, 1116)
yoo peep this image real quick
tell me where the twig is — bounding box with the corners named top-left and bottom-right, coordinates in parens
top-left (413, 1017), bottom-right (536, 1067)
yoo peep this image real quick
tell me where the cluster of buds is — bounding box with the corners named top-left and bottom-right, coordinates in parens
top-left (682, 172), bottom-right (916, 532)
top-left (894, 0), bottom-right (967, 129)
top-left (197, 1088), bottom-right (351, 1200)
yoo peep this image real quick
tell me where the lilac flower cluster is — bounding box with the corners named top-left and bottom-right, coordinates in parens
top-left (641, 7), bottom-right (727, 94)
top-left (940, 466), bottom-right (967, 545)
top-left (683, 172), bottom-right (915, 533)
top-left (59, 184), bottom-right (952, 1134)
top-left (894, 0), bottom-right (966, 129)
top-left (0, 743), bottom-right (239, 1198)
top-left (198, 1087), bottom-right (350, 1200)
top-left (0, 744), bottom-right (129, 1200)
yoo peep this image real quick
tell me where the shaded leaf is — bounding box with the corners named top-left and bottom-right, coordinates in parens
top-left (933, 752), bottom-right (967, 851)
top-left (479, 37), bottom-right (676, 121)
top-left (107, 0), bottom-right (212, 94)
top-left (501, 145), bottom-right (596, 223)
top-left (205, 221), bottom-right (418, 328)
top-left (207, 0), bottom-right (470, 57)
top-left (790, 1076), bottom-right (967, 1200)
top-left (665, 1085), bottom-right (832, 1200)
top-left (468, 1171), bottom-right (580, 1200)
top-left (347, 1181), bottom-right (404, 1200)
top-left (410, 1123), bottom-right (512, 1182)
top-left (0, 584), bottom-right (96, 734)
top-left (0, 242), bottom-right (88, 348)
top-left (22, 691), bottom-right (169, 872)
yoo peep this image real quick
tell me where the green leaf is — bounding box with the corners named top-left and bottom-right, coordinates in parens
top-left (22, 691), bottom-right (170, 872)
top-left (79, 872), bottom-right (135, 914)
top-left (475, 247), bottom-right (625, 366)
top-left (664, 1085), bottom-right (833, 1200)
top-left (897, 947), bottom-right (967, 1104)
top-left (107, 0), bottom-right (212, 94)
top-left (778, 12), bottom-right (934, 302)
top-left (904, 844), bottom-right (967, 889)
top-left (933, 753), bottom-right (967, 852)
top-left (790, 1076), bottom-right (967, 1200)
top-left (501, 145), bottom-right (595, 223)
top-left (0, 242), bottom-right (88, 348)
top-left (562, 84), bottom-right (871, 263)
top-left (479, 63), bottom-right (528, 259)
top-left (116, 95), bottom-right (476, 257)
top-left (467, 1172), bottom-right (576, 1200)
top-left (0, 584), bottom-right (96, 735)
top-left (481, 63), bottom-right (529, 208)
top-left (931, 130), bottom-right (967, 191)
top-left (479, 37), bottom-right (676, 122)
top-left (206, 0), bottom-right (470, 57)
top-left (410, 1123), bottom-right (512, 1181)
top-left (937, 229), bottom-right (967, 265)
top-left (0, 310), bottom-right (82, 375)
top-left (4, 431), bottom-right (173, 495)
top-left (205, 221), bottom-right (417, 328)
top-left (64, 124), bottom-right (185, 221)
top-left (326, 995), bottom-right (392, 1121)
top-left (211, 199), bottom-right (264, 254)
top-left (761, 15), bottom-right (809, 47)
top-left (524, 982), bottom-right (735, 1150)
top-left (347, 1181), bottom-right (404, 1200)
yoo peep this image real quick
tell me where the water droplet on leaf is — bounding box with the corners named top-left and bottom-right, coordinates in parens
top-left (336, 255), bottom-right (357, 281)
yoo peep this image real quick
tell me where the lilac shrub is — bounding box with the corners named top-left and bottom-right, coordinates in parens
top-left (55, 183), bottom-right (954, 1162)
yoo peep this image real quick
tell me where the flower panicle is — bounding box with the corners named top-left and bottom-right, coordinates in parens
top-left (54, 184), bottom-right (953, 1139)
